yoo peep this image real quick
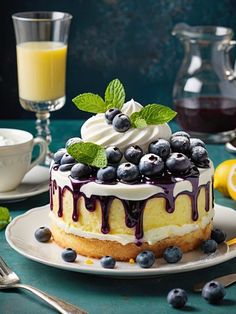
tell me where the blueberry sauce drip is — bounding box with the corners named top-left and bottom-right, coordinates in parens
top-left (50, 165), bottom-right (213, 242)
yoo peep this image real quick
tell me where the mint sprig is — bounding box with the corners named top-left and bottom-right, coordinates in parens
top-left (130, 104), bottom-right (177, 128)
top-left (72, 79), bottom-right (125, 113)
top-left (105, 79), bottom-right (125, 110)
top-left (67, 142), bottom-right (107, 168)
top-left (0, 206), bottom-right (11, 230)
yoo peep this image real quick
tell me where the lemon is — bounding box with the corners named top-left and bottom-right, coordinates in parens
top-left (214, 159), bottom-right (236, 197)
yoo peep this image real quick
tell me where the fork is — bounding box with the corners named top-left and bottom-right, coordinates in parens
top-left (0, 256), bottom-right (88, 314)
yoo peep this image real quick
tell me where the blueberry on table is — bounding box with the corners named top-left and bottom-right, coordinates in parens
top-left (106, 146), bottom-right (123, 164)
top-left (148, 139), bottom-right (170, 160)
top-left (112, 113), bottom-right (131, 132)
top-left (136, 250), bottom-right (155, 268)
top-left (70, 163), bottom-right (92, 179)
top-left (170, 135), bottom-right (190, 154)
top-left (191, 146), bottom-right (208, 163)
top-left (61, 248), bottom-right (77, 262)
top-left (53, 148), bottom-right (66, 164)
top-left (167, 288), bottom-right (188, 308)
top-left (202, 281), bottom-right (226, 304)
top-left (163, 246), bottom-right (183, 264)
top-left (139, 153), bottom-right (164, 177)
top-left (100, 256), bottom-right (116, 269)
top-left (211, 228), bottom-right (227, 244)
top-left (165, 153), bottom-right (191, 174)
top-left (34, 227), bottom-right (51, 242)
top-left (124, 145), bottom-right (143, 164)
top-left (190, 138), bottom-right (206, 150)
top-left (105, 108), bottom-right (121, 124)
top-left (60, 153), bottom-right (76, 165)
top-left (97, 166), bottom-right (117, 182)
top-left (201, 239), bottom-right (218, 253)
top-left (117, 163), bottom-right (140, 182)
top-left (170, 131), bottom-right (190, 139)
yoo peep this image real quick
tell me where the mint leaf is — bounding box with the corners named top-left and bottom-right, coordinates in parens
top-left (67, 142), bottom-right (107, 168)
top-left (72, 93), bottom-right (106, 113)
top-left (0, 207), bottom-right (11, 230)
top-left (130, 104), bottom-right (177, 128)
top-left (105, 79), bottom-right (125, 110)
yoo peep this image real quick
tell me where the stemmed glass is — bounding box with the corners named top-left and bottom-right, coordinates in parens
top-left (12, 11), bottom-right (72, 165)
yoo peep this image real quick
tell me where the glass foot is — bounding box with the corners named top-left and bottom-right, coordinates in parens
top-left (188, 129), bottom-right (236, 144)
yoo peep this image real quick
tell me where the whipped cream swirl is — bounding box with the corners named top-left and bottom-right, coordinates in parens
top-left (81, 99), bottom-right (172, 152)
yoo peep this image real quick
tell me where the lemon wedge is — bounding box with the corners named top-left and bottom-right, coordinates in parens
top-left (227, 164), bottom-right (236, 200)
top-left (214, 160), bottom-right (236, 197)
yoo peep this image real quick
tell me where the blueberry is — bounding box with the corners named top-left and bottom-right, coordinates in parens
top-left (202, 281), bottom-right (226, 304)
top-left (163, 246), bottom-right (183, 264)
top-left (97, 166), bottom-right (117, 182)
top-left (59, 163), bottom-right (75, 171)
top-left (139, 153), bottom-right (164, 177)
top-left (201, 239), bottom-right (218, 253)
top-left (105, 108), bottom-right (121, 124)
top-left (149, 139), bottom-right (171, 160)
top-left (191, 146), bottom-right (208, 163)
top-left (211, 228), bottom-right (227, 244)
top-left (117, 163), bottom-right (140, 182)
top-left (136, 250), bottom-right (155, 268)
top-left (171, 131), bottom-right (190, 139)
top-left (166, 153), bottom-right (191, 174)
top-left (71, 163), bottom-right (92, 179)
top-left (124, 145), bottom-right (143, 164)
top-left (106, 146), bottom-right (123, 164)
top-left (190, 138), bottom-right (206, 150)
top-left (100, 256), bottom-right (116, 269)
top-left (167, 288), bottom-right (188, 308)
top-left (170, 136), bottom-right (190, 154)
top-left (60, 153), bottom-right (76, 165)
top-left (34, 227), bottom-right (51, 242)
top-left (112, 113), bottom-right (131, 132)
top-left (53, 148), bottom-right (66, 164)
top-left (66, 137), bottom-right (82, 148)
top-left (61, 248), bottom-right (77, 262)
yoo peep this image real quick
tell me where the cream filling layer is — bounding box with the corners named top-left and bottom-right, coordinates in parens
top-left (50, 208), bottom-right (214, 245)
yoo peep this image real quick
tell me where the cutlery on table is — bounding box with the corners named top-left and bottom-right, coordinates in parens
top-left (0, 256), bottom-right (88, 314)
top-left (193, 273), bottom-right (236, 292)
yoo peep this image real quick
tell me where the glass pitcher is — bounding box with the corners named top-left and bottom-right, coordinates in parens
top-left (172, 23), bottom-right (236, 143)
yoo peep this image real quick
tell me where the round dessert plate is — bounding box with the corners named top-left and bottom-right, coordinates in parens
top-left (0, 166), bottom-right (49, 202)
top-left (5, 203), bottom-right (236, 278)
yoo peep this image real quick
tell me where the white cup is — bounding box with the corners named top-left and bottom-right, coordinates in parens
top-left (0, 128), bottom-right (47, 192)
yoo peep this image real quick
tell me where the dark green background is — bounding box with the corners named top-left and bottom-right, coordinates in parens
top-left (1, 0), bottom-right (236, 120)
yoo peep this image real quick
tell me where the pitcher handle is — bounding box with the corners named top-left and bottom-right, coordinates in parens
top-left (225, 40), bottom-right (236, 80)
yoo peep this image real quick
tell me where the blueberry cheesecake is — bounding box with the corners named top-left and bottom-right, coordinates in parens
top-left (49, 79), bottom-right (214, 261)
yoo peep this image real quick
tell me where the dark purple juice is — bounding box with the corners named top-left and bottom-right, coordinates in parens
top-left (175, 96), bottom-right (236, 133)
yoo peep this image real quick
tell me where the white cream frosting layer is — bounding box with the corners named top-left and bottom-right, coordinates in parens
top-left (50, 209), bottom-right (214, 245)
top-left (80, 99), bottom-right (172, 152)
top-left (51, 163), bottom-right (214, 201)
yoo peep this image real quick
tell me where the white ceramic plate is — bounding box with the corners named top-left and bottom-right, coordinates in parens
top-left (0, 166), bottom-right (49, 202)
top-left (5, 204), bottom-right (236, 277)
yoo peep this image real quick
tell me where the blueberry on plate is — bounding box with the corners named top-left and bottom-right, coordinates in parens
top-left (100, 256), bottom-right (116, 269)
top-left (139, 154), bottom-right (164, 177)
top-left (202, 281), bottom-right (226, 304)
top-left (124, 145), bottom-right (143, 164)
top-left (105, 108), bottom-right (121, 124)
top-left (34, 227), bottom-right (52, 242)
top-left (106, 146), bottom-right (123, 164)
top-left (117, 163), bottom-right (140, 182)
top-left (191, 146), bottom-right (208, 163)
top-left (61, 248), bottom-right (77, 262)
top-left (170, 131), bottom-right (190, 139)
top-left (112, 113), bottom-right (131, 132)
top-left (201, 239), bottom-right (218, 253)
top-left (190, 138), bottom-right (206, 150)
top-left (170, 135), bottom-right (190, 154)
top-left (53, 148), bottom-right (66, 164)
top-left (167, 288), bottom-right (188, 308)
top-left (71, 163), bottom-right (92, 179)
top-left (136, 251), bottom-right (155, 268)
top-left (166, 153), bottom-right (191, 174)
top-left (163, 246), bottom-right (183, 264)
top-left (149, 139), bottom-right (171, 160)
top-left (97, 166), bottom-right (117, 182)
top-left (211, 228), bottom-right (227, 244)
top-left (60, 153), bottom-right (76, 165)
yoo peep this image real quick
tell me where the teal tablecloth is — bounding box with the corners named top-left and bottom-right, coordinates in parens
top-left (1, 119), bottom-right (236, 314)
